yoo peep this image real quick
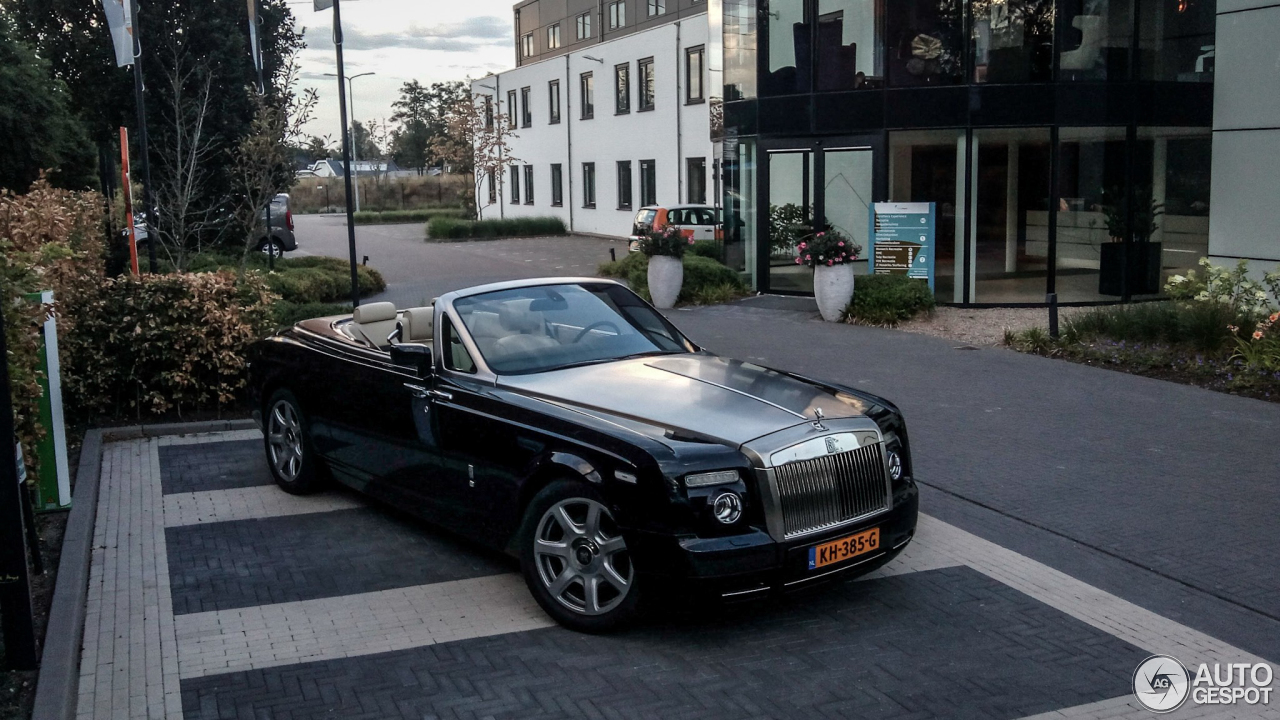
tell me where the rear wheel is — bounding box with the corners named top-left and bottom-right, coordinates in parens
top-left (258, 239), bottom-right (285, 258)
top-left (264, 389), bottom-right (321, 494)
top-left (519, 480), bottom-right (640, 632)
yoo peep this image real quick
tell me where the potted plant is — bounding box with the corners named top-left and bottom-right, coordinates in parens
top-left (797, 229), bottom-right (862, 321)
top-left (638, 225), bottom-right (692, 309)
top-left (1098, 189), bottom-right (1165, 296)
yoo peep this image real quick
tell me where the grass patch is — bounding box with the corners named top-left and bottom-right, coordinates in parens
top-left (597, 252), bottom-right (747, 306)
top-left (353, 208), bottom-right (468, 225)
top-left (427, 216), bottom-right (567, 240)
top-left (844, 274), bottom-right (936, 326)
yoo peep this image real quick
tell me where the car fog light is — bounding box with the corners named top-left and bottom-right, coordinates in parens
top-left (886, 450), bottom-right (903, 481)
top-left (711, 492), bottom-right (743, 524)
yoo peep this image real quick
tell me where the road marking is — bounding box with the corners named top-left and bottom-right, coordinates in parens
top-left (174, 573), bottom-right (553, 679)
top-left (162, 485), bottom-right (364, 527)
top-left (1018, 694), bottom-right (1280, 719)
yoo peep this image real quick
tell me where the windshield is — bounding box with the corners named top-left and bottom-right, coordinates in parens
top-left (452, 283), bottom-right (692, 374)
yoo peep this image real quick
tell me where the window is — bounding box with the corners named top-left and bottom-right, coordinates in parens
top-left (608, 0), bottom-right (626, 29)
top-left (724, 0), bottom-right (758, 100)
top-left (648, 0), bottom-right (666, 15)
top-left (483, 95), bottom-right (494, 129)
top-left (521, 33), bottom-right (534, 58)
top-left (685, 46), bottom-right (705, 102)
top-left (1140, 0), bottom-right (1214, 82)
top-left (583, 162), bottom-right (596, 207)
top-left (817, 0), bottom-right (886, 91)
top-left (520, 86), bottom-right (532, 127)
top-left (576, 12), bottom-right (592, 40)
top-left (443, 315), bottom-right (476, 373)
top-left (971, 0), bottom-right (1052, 83)
top-left (886, 0), bottom-right (963, 86)
top-left (637, 58), bottom-right (655, 110)
top-left (547, 23), bottom-right (561, 50)
top-left (548, 80), bottom-right (561, 124)
top-left (617, 161), bottom-right (633, 209)
top-left (1058, 0), bottom-right (1132, 81)
top-left (686, 157), bottom-right (706, 204)
top-left (510, 165), bottom-right (521, 204)
top-left (614, 63), bottom-right (631, 113)
top-left (523, 165), bottom-right (534, 204)
top-left (639, 159), bottom-right (656, 206)
top-left (487, 169), bottom-right (497, 204)
top-left (551, 164), bottom-right (563, 206)
top-left (580, 72), bottom-right (594, 119)
top-left (506, 90), bottom-right (517, 128)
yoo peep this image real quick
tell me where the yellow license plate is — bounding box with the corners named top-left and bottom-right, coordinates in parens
top-left (808, 528), bottom-right (880, 570)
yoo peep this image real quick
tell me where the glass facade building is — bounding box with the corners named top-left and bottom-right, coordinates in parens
top-left (720, 0), bottom-right (1214, 302)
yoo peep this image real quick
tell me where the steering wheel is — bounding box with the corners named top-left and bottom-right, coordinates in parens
top-left (572, 321), bottom-right (621, 343)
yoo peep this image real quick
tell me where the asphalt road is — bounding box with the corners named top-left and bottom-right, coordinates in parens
top-left (288, 215), bottom-right (1280, 662)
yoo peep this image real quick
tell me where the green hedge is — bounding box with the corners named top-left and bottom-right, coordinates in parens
top-left (181, 253), bottom-right (386, 304)
top-left (689, 240), bottom-right (721, 261)
top-left (844, 274), bottom-right (935, 326)
top-left (353, 208), bottom-right (468, 225)
top-left (597, 252), bottom-right (746, 305)
top-left (427, 216), bottom-right (567, 240)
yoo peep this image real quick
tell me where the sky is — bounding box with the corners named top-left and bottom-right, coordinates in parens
top-left (290, 0), bottom-right (515, 143)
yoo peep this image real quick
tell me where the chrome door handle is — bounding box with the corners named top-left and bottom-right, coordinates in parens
top-left (403, 383), bottom-right (429, 399)
top-left (426, 389), bottom-right (453, 401)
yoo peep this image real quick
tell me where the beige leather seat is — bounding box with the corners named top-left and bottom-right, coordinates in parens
top-left (400, 306), bottom-right (434, 343)
top-left (350, 302), bottom-right (398, 348)
top-left (491, 300), bottom-right (558, 358)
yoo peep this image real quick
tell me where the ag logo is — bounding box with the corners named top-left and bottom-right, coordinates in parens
top-left (1134, 655), bottom-right (1191, 713)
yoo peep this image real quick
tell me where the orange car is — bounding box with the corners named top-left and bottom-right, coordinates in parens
top-left (628, 204), bottom-right (722, 252)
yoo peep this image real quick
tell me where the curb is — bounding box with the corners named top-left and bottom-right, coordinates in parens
top-left (30, 418), bottom-right (257, 720)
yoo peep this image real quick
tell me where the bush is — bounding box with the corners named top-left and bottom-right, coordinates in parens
top-left (597, 252), bottom-right (746, 305)
top-left (62, 271), bottom-right (275, 418)
top-left (689, 240), bottom-right (721, 260)
top-left (845, 274), bottom-right (935, 326)
top-left (179, 253), bottom-right (385, 304)
top-left (427, 216), bottom-right (567, 240)
top-left (1062, 301), bottom-right (1245, 354)
top-left (352, 208), bottom-right (467, 225)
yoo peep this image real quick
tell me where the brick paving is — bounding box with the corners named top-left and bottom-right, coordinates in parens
top-left (71, 427), bottom-right (1278, 720)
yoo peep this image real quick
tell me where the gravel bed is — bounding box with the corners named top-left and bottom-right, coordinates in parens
top-left (894, 306), bottom-right (1089, 347)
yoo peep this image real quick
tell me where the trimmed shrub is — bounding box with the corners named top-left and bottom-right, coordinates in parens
top-left (352, 208), bottom-right (468, 225)
top-left (181, 253), bottom-right (385, 304)
top-left (427, 216), bottom-right (567, 240)
top-left (689, 240), bottom-right (721, 261)
top-left (845, 274), bottom-right (935, 326)
top-left (597, 252), bottom-right (746, 305)
top-left (62, 271), bottom-right (276, 418)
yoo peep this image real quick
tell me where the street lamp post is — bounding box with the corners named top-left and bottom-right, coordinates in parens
top-left (326, 71), bottom-right (375, 213)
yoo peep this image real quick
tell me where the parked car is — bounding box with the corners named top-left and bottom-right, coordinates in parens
top-left (628, 204), bottom-right (722, 252)
top-left (248, 278), bottom-right (918, 631)
top-left (125, 194), bottom-right (296, 257)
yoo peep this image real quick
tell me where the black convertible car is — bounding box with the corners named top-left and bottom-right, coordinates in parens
top-left (249, 278), bottom-right (918, 631)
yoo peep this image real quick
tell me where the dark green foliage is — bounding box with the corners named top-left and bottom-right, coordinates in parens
top-left (688, 240), bottom-right (721, 260)
top-left (1062, 301), bottom-right (1245, 354)
top-left (181, 253), bottom-right (385, 303)
top-left (0, 16), bottom-right (95, 191)
top-left (353, 208), bottom-right (468, 225)
top-left (845, 274), bottom-right (936, 326)
top-left (596, 253), bottom-right (746, 305)
top-left (427, 216), bottom-right (567, 240)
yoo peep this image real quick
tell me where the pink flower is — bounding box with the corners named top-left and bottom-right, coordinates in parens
top-left (805, 254), bottom-right (811, 261)
top-left (816, 232), bottom-right (826, 237)
top-left (1254, 331), bottom-right (1265, 340)
top-left (798, 242), bottom-right (807, 249)
top-left (827, 260), bottom-right (833, 266)
top-left (837, 241), bottom-right (844, 247)
top-left (795, 257), bottom-right (802, 264)
top-left (688, 238), bottom-right (694, 244)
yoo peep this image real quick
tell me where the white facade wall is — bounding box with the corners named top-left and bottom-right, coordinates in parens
top-left (1209, 0), bottom-right (1280, 275)
top-left (473, 14), bottom-right (713, 238)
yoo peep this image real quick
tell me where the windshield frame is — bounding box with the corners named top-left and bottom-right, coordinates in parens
top-left (442, 280), bottom-right (697, 377)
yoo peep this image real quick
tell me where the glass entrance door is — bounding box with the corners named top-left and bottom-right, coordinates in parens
top-left (763, 138), bottom-right (879, 293)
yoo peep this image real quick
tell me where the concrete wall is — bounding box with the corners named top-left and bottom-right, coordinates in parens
top-left (1209, 0), bottom-right (1280, 275)
top-left (474, 13), bottom-right (713, 238)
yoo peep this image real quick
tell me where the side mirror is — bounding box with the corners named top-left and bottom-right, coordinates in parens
top-left (389, 343), bottom-right (433, 376)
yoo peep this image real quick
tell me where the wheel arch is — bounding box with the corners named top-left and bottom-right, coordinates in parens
top-left (505, 451), bottom-right (605, 555)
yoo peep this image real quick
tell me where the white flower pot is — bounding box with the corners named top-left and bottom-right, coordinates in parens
top-left (647, 255), bottom-right (684, 309)
top-left (814, 263), bottom-right (855, 322)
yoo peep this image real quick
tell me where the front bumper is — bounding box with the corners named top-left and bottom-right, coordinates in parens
top-left (628, 480), bottom-right (919, 598)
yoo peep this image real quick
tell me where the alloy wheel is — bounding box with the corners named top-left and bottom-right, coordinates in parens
top-left (260, 241), bottom-right (283, 258)
top-left (534, 498), bottom-right (633, 616)
top-left (267, 400), bottom-right (304, 482)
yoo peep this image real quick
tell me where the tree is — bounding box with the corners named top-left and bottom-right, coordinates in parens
top-left (431, 94), bottom-right (519, 218)
top-left (391, 80), bottom-right (467, 175)
top-left (301, 135), bottom-right (334, 162)
top-left (0, 15), bottom-right (95, 191)
top-left (352, 120), bottom-right (381, 162)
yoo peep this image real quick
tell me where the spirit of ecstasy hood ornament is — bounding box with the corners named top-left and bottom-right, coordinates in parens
top-left (812, 407), bottom-right (828, 431)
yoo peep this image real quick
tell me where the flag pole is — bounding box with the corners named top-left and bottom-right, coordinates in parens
top-left (130, 0), bottom-right (158, 273)
top-left (331, 0), bottom-right (361, 309)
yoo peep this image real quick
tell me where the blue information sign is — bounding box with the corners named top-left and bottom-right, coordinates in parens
top-left (868, 202), bottom-right (936, 291)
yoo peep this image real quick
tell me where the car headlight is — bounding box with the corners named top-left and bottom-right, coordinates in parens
top-left (684, 470), bottom-right (739, 488)
top-left (711, 491), bottom-right (743, 524)
top-left (886, 449), bottom-right (903, 481)
top-left (882, 430), bottom-right (906, 481)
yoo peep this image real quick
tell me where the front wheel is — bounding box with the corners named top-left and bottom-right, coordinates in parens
top-left (519, 480), bottom-right (640, 632)
top-left (264, 389), bottom-right (322, 494)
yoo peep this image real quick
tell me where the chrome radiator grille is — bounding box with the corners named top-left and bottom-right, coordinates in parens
top-left (772, 443), bottom-right (889, 539)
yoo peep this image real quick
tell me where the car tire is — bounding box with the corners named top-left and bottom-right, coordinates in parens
top-left (263, 389), bottom-right (322, 495)
top-left (258, 239), bottom-right (285, 258)
top-left (519, 480), bottom-right (640, 633)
